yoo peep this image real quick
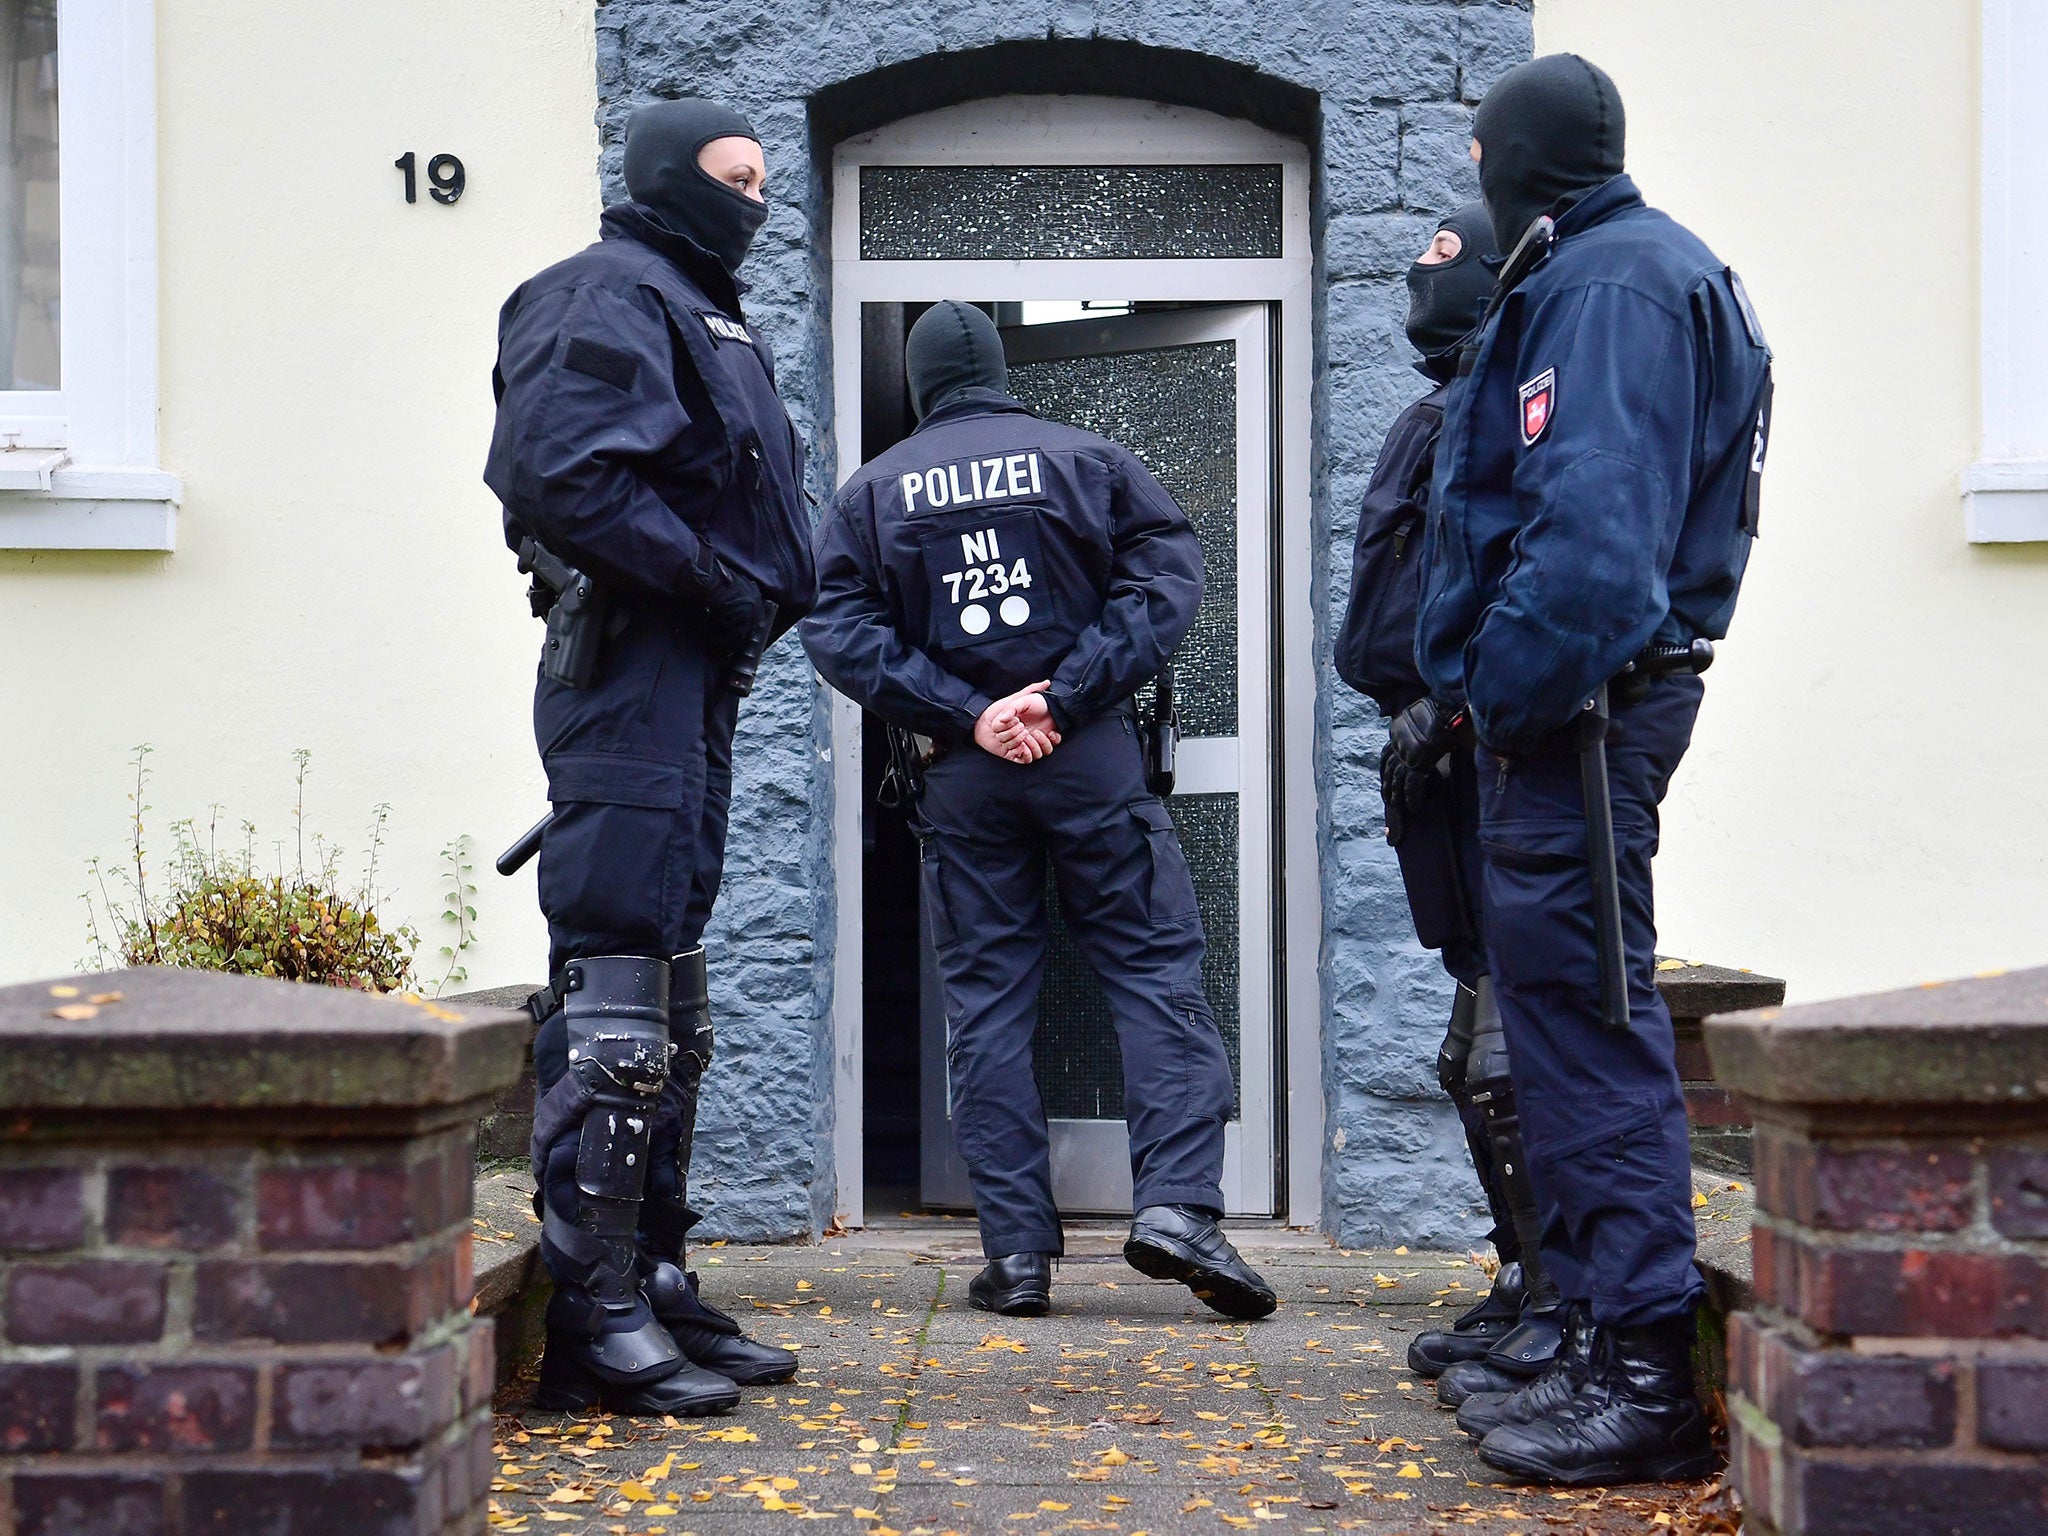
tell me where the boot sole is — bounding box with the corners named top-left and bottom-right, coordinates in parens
top-left (968, 1288), bottom-right (1051, 1318)
top-left (1479, 1440), bottom-right (1720, 1488)
top-left (702, 1356), bottom-right (800, 1387)
top-left (534, 1365), bottom-right (740, 1417)
top-left (1123, 1236), bottom-right (1277, 1320)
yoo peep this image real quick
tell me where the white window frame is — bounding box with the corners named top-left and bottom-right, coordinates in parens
top-left (0, 0), bottom-right (176, 551)
top-left (827, 97), bottom-right (1323, 1228)
top-left (1968, 0), bottom-right (2048, 542)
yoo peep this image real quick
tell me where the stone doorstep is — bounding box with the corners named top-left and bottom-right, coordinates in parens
top-left (468, 1163), bottom-right (1759, 1389)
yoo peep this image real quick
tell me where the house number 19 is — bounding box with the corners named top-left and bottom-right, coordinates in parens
top-left (394, 152), bottom-right (466, 205)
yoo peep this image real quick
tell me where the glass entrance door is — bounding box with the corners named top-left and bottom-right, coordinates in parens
top-left (918, 304), bottom-right (1275, 1218)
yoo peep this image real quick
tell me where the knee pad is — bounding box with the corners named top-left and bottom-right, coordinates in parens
top-left (1438, 982), bottom-right (1480, 1095)
top-left (561, 956), bottom-right (672, 1224)
top-left (1464, 976), bottom-right (1512, 1100)
top-left (670, 947), bottom-right (715, 1071)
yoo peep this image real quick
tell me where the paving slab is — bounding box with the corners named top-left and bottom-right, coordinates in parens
top-left (488, 1225), bottom-right (1721, 1535)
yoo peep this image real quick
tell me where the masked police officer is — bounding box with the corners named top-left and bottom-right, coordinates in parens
top-left (801, 301), bottom-right (1275, 1322)
top-left (1334, 202), bottom-right (1568, 1402)
top-left (484, 98), bottom-right (817, 1415)
top-left (1406, 56), bottom-right (1772, 1485)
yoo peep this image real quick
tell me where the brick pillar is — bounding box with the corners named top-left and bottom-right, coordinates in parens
top-left (0, 969), bottom-right (526, 1536)
top-left (1707, 966), bottom-right (2048, 1535)
top-left (1657, 959), bottom-right (1786, 1172)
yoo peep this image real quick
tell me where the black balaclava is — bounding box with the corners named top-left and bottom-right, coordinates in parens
top-left (1405, 200), bottom-right (1501, 376)
top-left (905, 301), bottom-right (1008, 420)
top-left (622, 98), bottom-right (768, 276)
top-left (1471, 53), bottom-right (1626, 253)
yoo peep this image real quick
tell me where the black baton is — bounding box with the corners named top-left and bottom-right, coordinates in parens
top-left (496, 812), bottom-right (553, 877)
top-left (1577, 684), bottom-right (1631, 1033)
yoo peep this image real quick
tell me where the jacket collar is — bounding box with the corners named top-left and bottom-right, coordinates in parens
top-left (600, 201), bottom-right (747, 317)
top-left (913, 389), bottom-right (1038, 433)
top-left (1551, 173), bottom-right (1645, 240)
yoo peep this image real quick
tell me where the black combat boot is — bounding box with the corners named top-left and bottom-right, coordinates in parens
top-left (534, 1285), bottom-right (741, 1416)
top-left (969, 1253), bottom-right (1054, 1316)
top-left (1434, 1298), bottom-right (1566, 1406)
top-left (1456, 1305), bottom-right (1593, 1438)
top-left (1124, 1205), bottom-right (1277, 1320)
top-left (1478, 1314), bottom-right (1717, 1486)
top-left (645, 1260), bottom-right (799, 1384)
top-left (1408, 1262), bottom-right (1526, 1377)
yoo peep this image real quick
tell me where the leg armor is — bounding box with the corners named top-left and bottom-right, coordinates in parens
top-left (637, 947), bottom-right (798, 1386)
top-left (529, 956), bottom-right (701, 1400)
top-left (641, 946), bottom-right (715, 1265)
top-left (1440, 981), bottom-right (1521, 1265)
top-left (1461, 975), bottom-right (1567, 1370)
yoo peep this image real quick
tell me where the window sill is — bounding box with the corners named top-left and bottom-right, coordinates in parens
top-left (0, 466), bottom-right (180, 551)
top-left (1963, 460), bottom-right (2048, 543)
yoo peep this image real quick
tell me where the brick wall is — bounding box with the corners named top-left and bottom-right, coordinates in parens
top-left (0, 970), bottom-right (526, 1536)
top-left (1708, 967), bottom-right (2048, 1535)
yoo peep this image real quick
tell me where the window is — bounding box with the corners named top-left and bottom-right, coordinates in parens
top-left (1968, 0), bottom-right (2048, 542)
top-left (0, 1), bottom-right (61, 396)
top-left (0, 0), bottom-right (175, 552)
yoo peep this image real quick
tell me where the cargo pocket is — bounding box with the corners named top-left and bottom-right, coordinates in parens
top-left (1131, 799), bottom-right (1200, 922)
top-left (920, 839), bottom-right (961, 952)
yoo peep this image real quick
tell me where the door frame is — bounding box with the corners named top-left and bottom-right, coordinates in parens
top-left (827, 95), bottom-right (1320, 1228)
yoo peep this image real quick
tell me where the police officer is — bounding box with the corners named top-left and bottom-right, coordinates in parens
top-left (1410, 56), bottom-right (1771, 1485)
top-left (801, 301), bottom-right (1275, 1322)
top-left (1334, 202), bottom-right (1567, 1401)
top-left (485, 98), bottom-right (817, 1415)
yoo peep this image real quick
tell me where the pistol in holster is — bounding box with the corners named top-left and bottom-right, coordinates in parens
top-left (877, 723), bottom-right (933, 811)
top-left (517, 534), bottom-right (613, 689)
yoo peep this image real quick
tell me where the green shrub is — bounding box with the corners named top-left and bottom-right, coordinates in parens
top-left (85, 747), bottom-right (427, 993)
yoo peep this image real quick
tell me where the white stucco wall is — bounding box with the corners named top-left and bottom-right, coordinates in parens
top-left (1535, 0), bottom-right (2048, 999)
top-left (0, 1), bottom-right (599, 987)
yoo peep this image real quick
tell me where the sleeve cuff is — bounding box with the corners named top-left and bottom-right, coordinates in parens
top-left (958, 693), bottom-right (997, 740)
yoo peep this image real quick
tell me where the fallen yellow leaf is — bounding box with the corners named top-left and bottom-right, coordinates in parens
top-left (1398, 1462), bottom-right (1422, 1479)
top-left (47, 985), bottom-right (78, 997)
top-left (87, 991), bottom-right (124, 1005)
top-left (50, 1004), bottom-right (98, 1021)
top-left (1039, 1501), bottom-right (1070, 1512)
top-left (618, 1483), bottom-right (653, 1503)
top-left (546, 1487), bottom-right (594, 1504)
top-left (1099, 1446), bottom-right (1130, 1465)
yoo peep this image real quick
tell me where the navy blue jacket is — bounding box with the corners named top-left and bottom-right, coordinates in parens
top-left (1416, 175), bottom-right (1772, 751)
top-left (485, 202), bottom-right (815, 623)
top-left (1333, 377), bottom-right (1448, 716)
top-left (484, 203), bottom-right (817, 811)
top-left (800, 391), bottom-right (1203, 742)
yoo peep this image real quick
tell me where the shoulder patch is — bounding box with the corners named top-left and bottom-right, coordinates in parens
top-left (1729, 270), bottom-right (1768, 351)
top-left (563, 335), bottom-right (639, 393)
top-left (1518, 367), bottom-right (1556, 448)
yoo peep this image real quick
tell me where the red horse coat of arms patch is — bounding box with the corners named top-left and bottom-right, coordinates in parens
top-left (1519, 367), bottom-right (1556, 447)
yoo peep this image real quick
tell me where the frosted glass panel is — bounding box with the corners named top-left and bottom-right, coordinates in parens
top-left (1006, 341), bottom-right (1239, 736)
top-left (860, 164), bottom-right (1282, 260)
top-left (1031, 794), bottom-right (1242, 1120)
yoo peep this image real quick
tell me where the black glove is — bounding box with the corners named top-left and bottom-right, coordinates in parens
top-left (1380, 696), bottom-right (1460, 814)
top-left (690, 557), bottom-right (769, 658)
